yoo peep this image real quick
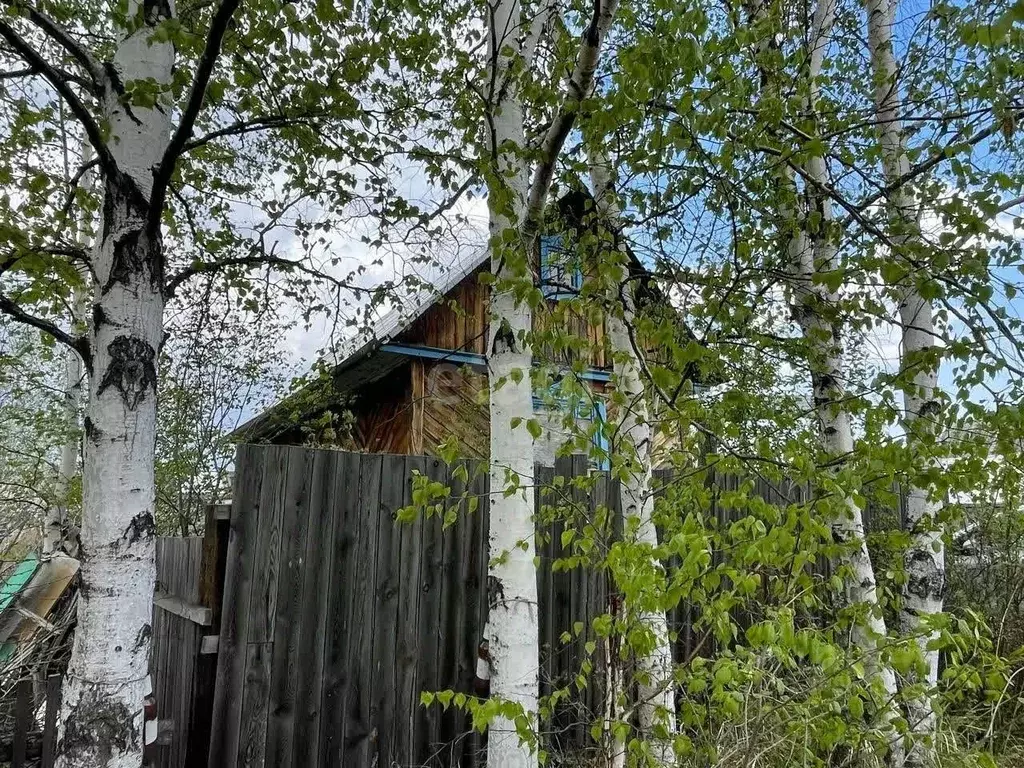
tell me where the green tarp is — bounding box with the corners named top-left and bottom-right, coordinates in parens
top-left (0, 554), bottom-right (39, 614)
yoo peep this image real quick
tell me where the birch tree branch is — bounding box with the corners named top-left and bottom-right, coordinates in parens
top-left (0, 62), bottom-right (93, 88)
top-left (522, 0), bottom-right (560, 69)
top-left (0, 19), bottom-right (115, 178)
top-left (14, 2), bottom-right (105, 86)
top-left (0, 292), bottom-right (89, 361)
top-left (525, 0), bottom-right (619, 229)
top-left (184, 115), bottom-right (323, 152)
top-left (846, 108), bottom-right (1024, 224)
top-left (151, 0), bottom-right (242, 230)
top-left (164, 253), bottom-right (371, 298)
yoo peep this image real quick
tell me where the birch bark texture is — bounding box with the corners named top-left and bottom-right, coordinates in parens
top-left (44, 279), bottom-right (87, 557)
top-left (864, 0), bottom-right (944, 760)
top-left (46, 144), bottom-right (93, 558)
top-left (787, 0), bottom-right (902, 738)
top-left (484, 0), bottom-right (540, 764)
top-left (591, 159), bottom-right (677, 763)
top-left (482, 1), bottom-right (619, 763)
top-left (56, 3), bottom-right (173, 765)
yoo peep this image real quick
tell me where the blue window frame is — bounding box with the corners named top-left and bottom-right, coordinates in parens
top-left (531, 379), bottom-right (610, 471)
top-left (540, 234), bottom-right (582, 300)
top-left (592, 400), bottom-right (610, 471)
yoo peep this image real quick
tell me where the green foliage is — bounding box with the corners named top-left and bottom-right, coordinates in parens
top-left (154, 284), bottom-right (295, 534)
top-left (2, 0), bottom-right (1024, 762)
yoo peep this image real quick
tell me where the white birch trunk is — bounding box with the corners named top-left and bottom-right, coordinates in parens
top-left (789, 224), bottom-right (903, 757)
top-left (56, 3), bottom-right (173, 765)
top-left (484, 1), bottom-right (539, 766)
top-left (789, 0), bottom-right (902, 749)
top-left (46, 141), bottom-right (93, 557)
top-left (865, 0), bottom-right (944, 760)
top-left (44, 280), bottom-right (87, 556)
top-left (591, 161), bottom-right (676, 763)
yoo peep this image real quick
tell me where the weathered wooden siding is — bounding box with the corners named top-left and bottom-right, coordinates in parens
top-left (398, 268), bottom-right (609, 369)
top-left (403, 276), bottom-right (490, 356)
top-left (414, 359), bottom-right (490, 459)
top-left (349, 367), bottom-right (414, 454)
top-left (533, 303), bottom-right (607, 370)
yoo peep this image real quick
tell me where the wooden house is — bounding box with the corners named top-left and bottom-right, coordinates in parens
top-left (233, 193), bottom-right (698, 465)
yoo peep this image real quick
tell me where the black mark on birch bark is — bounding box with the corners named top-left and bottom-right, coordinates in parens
top-left (60, 693), bottom-right (138, 765)
top-left (144, 0), bottom-right (173, 23)
top-left (100, 177), bottom-right (162, 293)
top-left (84, 416), bottom-right (102, 443)
top-left (905, 549), bottom-right (944, 600)
top-left (123, 511), bottom-right (156, 544)
top-left (92, 303), bottom-right (108, 329)
top-left (492, 323), bottom-right (517, 355)
top-left (105, 228), bottom-right (145, 293)
top-left (97, 336), bottom-right (157, 410)
top-left (134, 623), bottom-right (152, 650)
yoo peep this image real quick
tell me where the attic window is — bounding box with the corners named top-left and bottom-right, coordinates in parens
top-left (540, 235), bottom-right (581, 300)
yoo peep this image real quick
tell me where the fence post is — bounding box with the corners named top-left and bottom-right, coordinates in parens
top-left (186, 502), bottom-right (231, 767)
top-left (41, 674), bottom-right (62, 767)
top-left (12, 677), bottom-right (32, 768)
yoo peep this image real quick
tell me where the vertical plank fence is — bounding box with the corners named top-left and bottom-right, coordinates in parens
top-left (208, 444), bottom-right (823, 768)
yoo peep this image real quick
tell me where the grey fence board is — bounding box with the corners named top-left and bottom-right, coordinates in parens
top-left (293, 449), bottom-right (337, 768)
top-left (318, 451), bottom-right (360, 767)
top-left (417, 457), bottom-right (447, 761)
top-left (152, 535), bottom-right (205, 768)
top-left (266, 446), bottom-right (314, 768)
top-left (344, 453), bottom-right (382, 767)
top-left (40, 674), bottom-right (60, 767)
top-left (372, 453), bottom-right (404, 765)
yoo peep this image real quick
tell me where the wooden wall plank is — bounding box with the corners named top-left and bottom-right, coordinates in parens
top-left (150, 589), bottom-right (167, 768)
top-left (453, 285), bottom-right (467, 351)
top-left (238, 642), bottom-right (273, 768)
top-left (249, 445), bottom-right (290, 645)
top-left (12, 678), bottom-right (31, 768)
top-left (550, 456), bottom-right (575, 752)
top-left (466, 459), bottom-right (489, 768)
top-left (371, 454), bottom-right (405, 766)
top-left (178, 624), bottom-right (200, 768)
top-left (265, 447), bottom-right (315, 768)
top-left (396, 456), bottom-right (426, 765)
top-left (347, 454), bottom-right (384, 764)
top-left (293, 450), bottom-right (339, 767)
top-left (437, 460), bottom-right (469, 766)
top-left (535, 464), bottom-right (556, 704)
top-left (588, 472), bottom-right (610, 728)
top-left (189, 511), bottom-right (231, 768)
top-left (208, 444), bottom-right (267, 768)
top-left (319, 452), bottom-right (361, 766)
top-left (411, 361), bottom-right (426, 456)
top-left (417, 457), bottom-right (448, 763)
top-left (569, 454), bottom-right (589, 747)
